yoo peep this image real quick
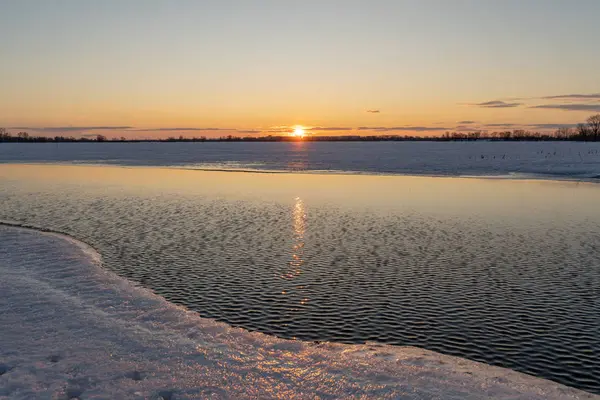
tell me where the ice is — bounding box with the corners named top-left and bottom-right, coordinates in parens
top-left (0, 223), bottom-right (596, 399)
top-left (2, 141), bottom-right (600, 180)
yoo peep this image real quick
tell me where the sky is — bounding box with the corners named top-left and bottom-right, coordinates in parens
top-left (1, 0), bottom-right (600, 138)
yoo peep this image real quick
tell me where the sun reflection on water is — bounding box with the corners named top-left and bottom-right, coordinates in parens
top-left (280, 197), bottom-right (306, 285)
top-left (284, 197), bottom-right (306, 282)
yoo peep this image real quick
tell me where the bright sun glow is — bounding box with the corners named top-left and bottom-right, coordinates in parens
top-left (293, 126), bottom-right (306, 137)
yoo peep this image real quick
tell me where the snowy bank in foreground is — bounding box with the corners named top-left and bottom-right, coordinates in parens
top-left (0, 225), bottom-right (596, 400)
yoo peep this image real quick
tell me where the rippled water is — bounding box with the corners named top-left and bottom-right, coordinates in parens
top-left (1, 165), bottom-right (600, 394)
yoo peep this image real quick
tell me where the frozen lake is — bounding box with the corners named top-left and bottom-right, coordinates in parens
top-left (1, 164), bottom-right (600, 395)
top-left (2, 141), bottom-right (600, 179)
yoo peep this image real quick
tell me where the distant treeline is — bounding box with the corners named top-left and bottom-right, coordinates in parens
top-left (2, 114), bottom-right (600, 143)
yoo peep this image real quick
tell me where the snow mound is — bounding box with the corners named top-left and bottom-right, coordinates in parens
top-left (0, 224), bottom-right (596, 399)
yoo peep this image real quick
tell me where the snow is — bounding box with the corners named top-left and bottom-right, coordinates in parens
top-left (1, 223), bottom-right (596, 399)
top-left (2, 141), bottom-right (600, 179)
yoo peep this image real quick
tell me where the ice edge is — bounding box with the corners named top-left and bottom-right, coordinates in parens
top-left (0, 221), bottom-right (596, 399)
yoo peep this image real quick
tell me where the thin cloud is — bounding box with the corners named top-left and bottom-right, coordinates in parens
top-left (542, 93), bottom-right (600, 100)
top-left (306, 127), bottom-right (353, 131)
top-left (454, 125), bottom-right (484, 132)
top-left (484, 123), bottom-right (518, 127)
top-left (528, 123), bottom-right (578, 129)
top-left (265, 127), bottom-right (294, 133)
top-left (457, 120), bottom-right (476, 124)
top-left (473, 100), bottom-right (523, 108)
top-left (236, 130), bottom-right (262, 134)
top-left (530, 104), bottom-right (600, 112)
top-left (479, 123), bottom-right (578, 130)
top-left (264, 126), bottom-right (352, 133)
top-left (132, 127), bottom-right (227, 132)
top-left (366, 109), bottom-right (381, 113)
top-left (9, 126), bottom-right (133, 132)
top-left (358, 126), bottom-right (451, 132)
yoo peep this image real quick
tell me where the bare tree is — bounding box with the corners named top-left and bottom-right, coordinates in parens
top-left (577, 123), bottom-right (590, 139)
top-left (587, 114), bottom-right (600, 140)
top-left (512, 129), bottom-right (527, 140)
top-left (555, 127), bottom-right (572, 139)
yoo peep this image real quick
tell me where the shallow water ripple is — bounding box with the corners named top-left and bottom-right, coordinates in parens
top-left (1, 178), bottom-right (599, 394)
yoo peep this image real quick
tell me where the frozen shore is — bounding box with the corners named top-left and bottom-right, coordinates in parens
top-left (2, 141), bottom-right (600, 180)
top-left (0, 223), bottom-right (596, 399)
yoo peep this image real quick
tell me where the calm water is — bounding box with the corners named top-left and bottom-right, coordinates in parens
top-left (1, 164), bottom-right (600, 394)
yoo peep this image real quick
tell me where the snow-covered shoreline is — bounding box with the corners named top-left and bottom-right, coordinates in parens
top-left (0, 223), bottom-right (596, 399)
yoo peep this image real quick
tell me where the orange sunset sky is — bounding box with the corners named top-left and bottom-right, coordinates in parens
top-left (1, 1), bottom-right (600, 138)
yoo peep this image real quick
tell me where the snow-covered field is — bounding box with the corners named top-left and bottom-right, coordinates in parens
top-left (2, 141), bottom-right (600, 179)
top-left (0, 223), bottom-right (596, 400)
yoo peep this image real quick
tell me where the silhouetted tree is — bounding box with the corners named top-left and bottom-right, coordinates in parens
top-left (555, 127), bottom-right (572, 140)
top-left (500, 131), bottom-right (512, 140)
top-left (587, 114), bottom-right (600, 140)
top-left (577, 123), bottom-right (590, 140)
top-left (17, 131), bottom-right (29, 140)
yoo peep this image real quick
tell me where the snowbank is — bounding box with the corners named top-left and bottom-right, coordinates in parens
top-left (0, 224), bottom-right (596, 399)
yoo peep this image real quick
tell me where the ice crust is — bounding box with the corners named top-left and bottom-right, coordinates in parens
top-left (2, 141), bottom-right (600, 180)
top-left (0, 224), bottom-right (596, 399)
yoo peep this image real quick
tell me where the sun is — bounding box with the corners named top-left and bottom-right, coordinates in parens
top-left (292, 126), bottom-right (306, 137)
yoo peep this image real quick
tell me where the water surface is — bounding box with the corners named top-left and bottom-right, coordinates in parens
top-left (1, 164), bottom-right (599, 393)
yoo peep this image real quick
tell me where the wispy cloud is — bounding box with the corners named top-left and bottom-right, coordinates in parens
top-left (358, 126), bottom-right (451, 132)
top-left (263, 126), bottom-right (352, 133)
top-left (483, 123), bottom-right (578, 129)
top-left (528, 123), bottom-right (578, 129)
top-left (306, 127), bottom-right (353, 131)
top-left (542, 93), bottom-right (600, 100)
top-left (472, 100), bottom-right (523, 108)
top-left (9, 126), bottom-right (133, 132)
top-left (7, 126), bottom-right (263, 136)
top-left (530, 104), bottom-right (600, 112)
top-left (132, 127), bottom-right (228, 132)
top-left (236, 130), bottom-right (262, 134)
top-left (265, 127), bottom-right (294, 133)
top-left (452, 122), bottom-right (579, 132)
top-left (457, 120), bottom-right (476, 124)
top-left (454, 125), bottom-right (484, 132)
top-left (484, 123), bottom-right (518, 127)
top-left (366, 109), bottom-right (380, 113)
